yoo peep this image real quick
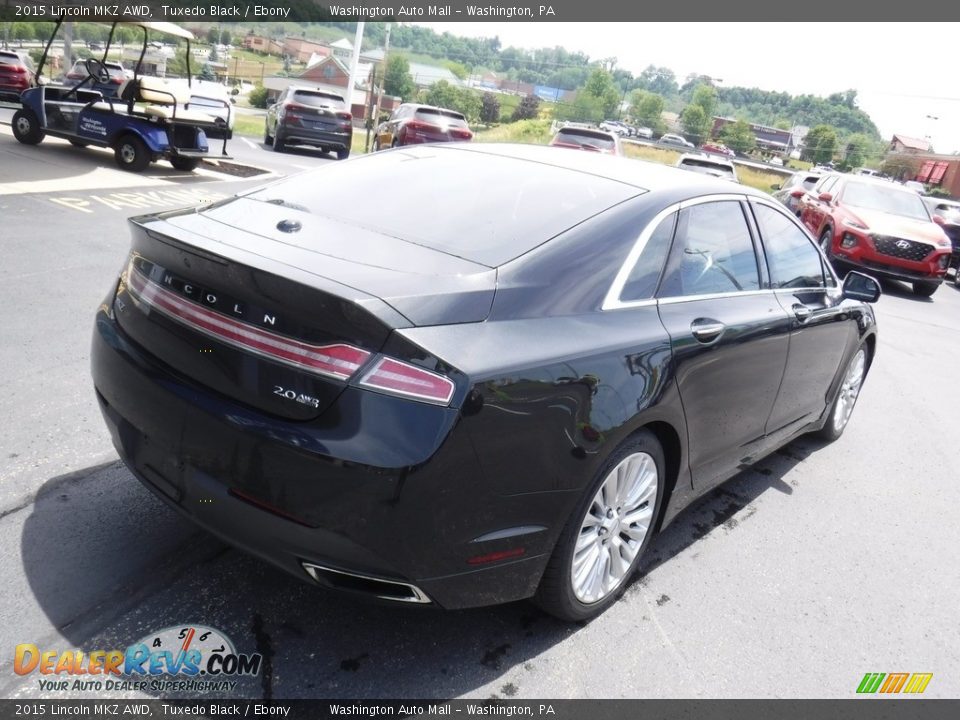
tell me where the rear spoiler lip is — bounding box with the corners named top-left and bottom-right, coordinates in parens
top-left (128, 215), bottom-right (415, 331)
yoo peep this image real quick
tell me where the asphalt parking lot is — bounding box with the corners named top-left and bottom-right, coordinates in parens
top-left (1, 107), bottom-right (959, 700)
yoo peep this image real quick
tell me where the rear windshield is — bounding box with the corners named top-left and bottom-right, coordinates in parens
top-left (245, 147), bottom-right (641, 267)
top-left (291, 90), bottom-right (346, 109)
top-left (555, 129), bottom-right (616, 150)
top-left (0, 52), bottom-right (33, 70)
top-left (678, 158), bottom-right (736, 179)
top-left (415, 107), bottom-right (468, 126)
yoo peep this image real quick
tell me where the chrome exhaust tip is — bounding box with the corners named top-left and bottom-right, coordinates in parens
top-left (301, 561), bottom-right (431, 604)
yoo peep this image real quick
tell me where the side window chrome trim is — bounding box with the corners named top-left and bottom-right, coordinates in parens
top-left (602, 193), bottom-right (749, 312)
top-left (657, 289), bottom-right (776, 306)
top-left (747, 196), bottom-right (841, 288)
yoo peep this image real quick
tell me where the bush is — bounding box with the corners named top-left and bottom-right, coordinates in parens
top-left (480, 92), bottom-right (501, 124)
top-left (511, 94), bottom-right (540, 122)
top-left (248, 85), bottom-right (269, 109)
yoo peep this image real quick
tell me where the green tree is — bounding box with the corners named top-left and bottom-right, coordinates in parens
top-left (511, 94), bottom-right (541, 121)
top-left (198, 63), bottom-right (215, 82)
top-left (691, 84), bottom-right (718, 119)
top-left (208, 45), bottom-right (219, 63)
top-left (680, 103), bottom-right (711, 145)
top-left (629, 90), bottom-right (666, 135)
top-left (581, 68), bottom-right (621, 118)
top-left (558, 93), bottom-right (605, 124)
top-left (803, 124), bottom-right (839, 164)
top-left (880, 154), bottom-right (918, 181)
top-left (719, 119), bottom-right (756, 155)
top-left (248, 84), bottom-right (269, 109)
top-left (480, 92), bottom-right (501, 124)
top-left (423, 81), bottom-right (482, 123)
top-left (383, 55), bottom-right (416, 102)
top-left (843, 133), bottom-right (872, 168)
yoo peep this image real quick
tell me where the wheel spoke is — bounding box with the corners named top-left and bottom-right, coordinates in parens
top-left (570, 451), bottom-right (659, 604)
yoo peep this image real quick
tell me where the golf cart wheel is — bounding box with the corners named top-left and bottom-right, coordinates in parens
top-left (337, 148), bottom-right (350, 160)
top-left (170, 157), bottom-right (200, 172)
top-left (12, 109), bottom-right (44, 145)
top-left (114, 134), bottom-right (151, 172)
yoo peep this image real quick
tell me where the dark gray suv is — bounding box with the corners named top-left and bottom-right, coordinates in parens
top-left (265, 87), bottom-right (353, 159)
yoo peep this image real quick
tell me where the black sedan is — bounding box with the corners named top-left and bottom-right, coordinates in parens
top-left (91, 144), bottom-right (880, 621)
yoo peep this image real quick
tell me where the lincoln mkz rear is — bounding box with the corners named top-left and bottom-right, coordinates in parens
top-left (92, 144), bottom-right (879, 621)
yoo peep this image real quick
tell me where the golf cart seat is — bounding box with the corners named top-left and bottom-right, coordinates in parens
top-left (119, 76), bottom-right (219, 124)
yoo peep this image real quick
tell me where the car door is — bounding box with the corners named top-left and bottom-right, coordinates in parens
top-left (800, 175), bottom-right (838, 237)
top-left (750, 199), bottom-right (856, 435)
top-left (655, 197), bottom-right (793, 490)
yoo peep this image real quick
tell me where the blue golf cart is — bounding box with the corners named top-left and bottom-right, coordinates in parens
top-left (11, 19), bottom-right (231, 172)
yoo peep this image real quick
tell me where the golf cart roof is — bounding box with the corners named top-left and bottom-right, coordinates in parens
top-left (110, 21), bottom-right (195, 41)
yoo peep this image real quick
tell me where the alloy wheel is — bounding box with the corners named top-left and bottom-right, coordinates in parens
top-left (833, 349), bottom-right (865, 434)
top-left (570, 452), bottom-right (658, 604)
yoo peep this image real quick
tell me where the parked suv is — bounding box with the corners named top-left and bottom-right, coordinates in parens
top-left (922, 197), bottom-right (960, 278)
top-left (800, 175), bottom-right (952, 296)
top-left (549, 126), bottom-right (622, 155)
top-left (0, 50), bottom-right (36, 102)
top-left (63, 59), bottom-right (126, 96)
top-left (373, 103), bottom-right (473, 149)
top-left (675, 153), bottom-right (738, 182)
top-left (772, 170), bottom-right (822, 216)
top-left (265, 87), bottom-right (353, 159)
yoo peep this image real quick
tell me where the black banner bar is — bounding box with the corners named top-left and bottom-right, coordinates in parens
top-left (0, 700), bottom-right (959, 720)
top-left (2, 0), bottom-right (960, 22)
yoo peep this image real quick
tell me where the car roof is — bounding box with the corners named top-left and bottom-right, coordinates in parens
top-left (405, 103), bottom-right (466, 116)
top-left (440, 143), bottom-right (755, 194)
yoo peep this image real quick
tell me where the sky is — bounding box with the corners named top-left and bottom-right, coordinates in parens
top-left (416, 22), bottom-right (960, 154)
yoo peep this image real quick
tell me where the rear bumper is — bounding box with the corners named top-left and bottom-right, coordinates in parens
top-left (91, 304), bottom-right (554, 609)
top-left (277, 124), bottom-right (351, 149)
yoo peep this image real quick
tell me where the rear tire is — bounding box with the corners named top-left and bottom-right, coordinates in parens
top-left (113, 134), bottom-right (151, 172)
top-left (170, 157), bottom-right (200, 172)
top-left (264, 126), bottom-right (273, 146)
top-left (912, 281), bottom-right (938, 298)
top-left (273, 134), bottom-right (286, 153)
top-left (817, 346), bottom-right (868, 442)
top-left (337, 148), bottom-right (350, 160)
top-left (12, 108), bottom-right (44, 145)
top-left (534, 431), bottom-right (664, 622)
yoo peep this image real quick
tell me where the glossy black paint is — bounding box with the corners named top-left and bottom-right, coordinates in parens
top-left (91, 144), bottom-right (878, 610)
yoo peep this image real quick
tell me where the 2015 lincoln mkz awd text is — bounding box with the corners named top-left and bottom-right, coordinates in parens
top-left (91, 144), bottom-right (879, 621)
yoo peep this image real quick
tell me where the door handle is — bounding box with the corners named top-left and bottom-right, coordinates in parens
top-left (792, 304), bottom-right (812, 322)
top-left (690, 318), bottom-right (726, 343)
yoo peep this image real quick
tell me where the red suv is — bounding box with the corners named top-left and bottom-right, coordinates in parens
top-left (0, 50), bottom-right (35, 102)
top-left (373, 104), bottom-right (473, 150)
top-left (799, 175), bottom-right (952, 297)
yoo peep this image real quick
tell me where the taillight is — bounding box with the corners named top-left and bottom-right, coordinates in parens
top-left (111, 76), bottom-right (123, 84)
top-left (125, 263), bottom-right (370, 381)
top-left (336, 111), bottom-right (351, 121)
top-left (357, 357), bottom-right (455, 406)
top-left (452, 129), bottom-right (472, 140)
top-left (406, 120), bottom-right (437, 134)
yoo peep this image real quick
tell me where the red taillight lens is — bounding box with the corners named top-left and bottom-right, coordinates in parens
top-left (406, 120), bottom-right (437, 133)
top-left (336, 111), bottom-right (351, 121)
top-left (452, 129), bottom-right (472, 139)
top-left (125, 264), bottom-right (370, 381)
top-left (357, 357), bottom-right (455, 406)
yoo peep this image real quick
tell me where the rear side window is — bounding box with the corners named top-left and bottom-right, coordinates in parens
top-left (753, 204), bottom-right (827, 289)
top-left (620, 212), bottom-right (677, 302)
top-left (659, 201), bottom-right (760, 297)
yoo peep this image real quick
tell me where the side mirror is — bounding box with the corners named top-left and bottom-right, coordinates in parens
top-left (932, 214), bottom-right (945, 226)
top-left (818, 192), bottom-right (833, 203)
top-left (842, 271), bottom-right (881, 303)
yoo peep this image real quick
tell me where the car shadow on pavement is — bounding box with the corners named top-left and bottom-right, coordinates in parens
top-left (16, 437), bottom-right (814, 699)
top-left (876, 278), bottom-right (936, 302)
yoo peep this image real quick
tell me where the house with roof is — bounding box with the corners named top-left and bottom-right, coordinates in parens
top-left (329, 38), bottom-right (354, 62)
top-left (262, 55), bottom-right (400, 120)
top-left (889, 134), bottom-right (932, 154)
top-left (242, 33), bottom-right (283, 57)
